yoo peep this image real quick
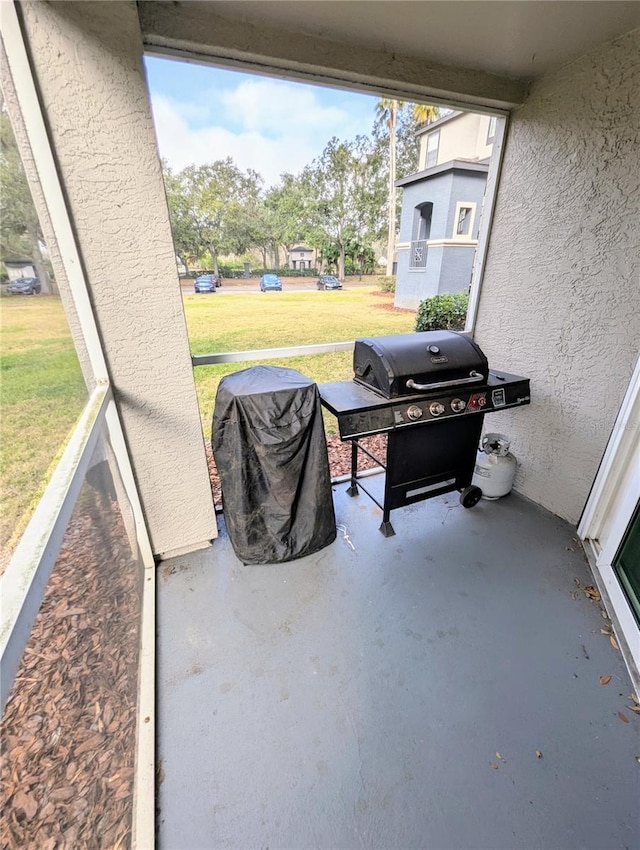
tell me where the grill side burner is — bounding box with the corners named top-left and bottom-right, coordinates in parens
top-left (319, 369), bottom-right (530, 536)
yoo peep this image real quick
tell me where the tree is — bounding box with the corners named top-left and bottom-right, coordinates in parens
top-left (163, 159), bottom-right (261, 274)
top-left (0, 98), bottom-right (52, 292)
top-left (412, 102), bottom-right (440, 128)
top-left (264, 174), bottom-right (310, 267)
top-left (376, 99), bottom-right (398, 276)
top-left (236, 198), bottom-right (276, 270)
top-left (162, 162), bottom-right (198, 272)
top-left (302, 136), bottom-right (385, 280)
top-left (375, 99), bottom-right (440, 275)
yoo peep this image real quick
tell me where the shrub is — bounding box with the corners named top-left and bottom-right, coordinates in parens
top-left (260, 267), bottom-right (318, 277)
top-left (377, 276), bottom-right (396, 293)
top-left (415, 292), bottom-right (469, 332)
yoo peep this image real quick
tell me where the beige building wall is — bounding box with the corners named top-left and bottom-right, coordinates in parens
top-left (18, 0), bottom-right (217, 557)
top-left (473, 117), bottom-right (494, 162)
top-left (419, 113), bottom-right (493, 169)
top-left (474, 29), bottom-right (640, 524)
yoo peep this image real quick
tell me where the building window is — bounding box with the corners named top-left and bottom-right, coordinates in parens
top-left (486, 115), bottom-right (497, 144)
top-left (452, 202), bottom-right (476, 239)
top-left (456, 207), bottom-right (471, 235)
top-left (413, 202), bottom-right (433, 241)
top-left (425, 130), bottom-right (440, 168)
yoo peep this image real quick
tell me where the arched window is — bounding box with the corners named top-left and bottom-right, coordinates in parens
top-left (413, 202), bottom-right (433, 241)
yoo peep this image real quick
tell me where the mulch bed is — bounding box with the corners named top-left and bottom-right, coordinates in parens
top-left (1, 486), bottom-right (141, 849)
top-left (370, 292), bottom-right (415, 313)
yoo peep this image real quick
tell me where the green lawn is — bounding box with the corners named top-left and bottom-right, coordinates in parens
top-left (185, 287), bottom-right (415, 435)
top-left (185, 287), bottom-right (414, 353)
top-left (0, 287), bottom-right (415, 560)
top-left (1, 298), bottom-right (86, 559)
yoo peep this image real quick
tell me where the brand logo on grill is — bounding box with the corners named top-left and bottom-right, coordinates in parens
top-left (430, 355), bottom-right (448, 364)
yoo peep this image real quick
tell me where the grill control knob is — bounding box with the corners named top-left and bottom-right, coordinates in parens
top-left (429, 402), bottom-right (445, 417)
top-left (451, 398), bottom-right (466, 413)
top-left (428, 345), bottom-right (441, 355)
top-left (406, 405), bottom-right (423, 421)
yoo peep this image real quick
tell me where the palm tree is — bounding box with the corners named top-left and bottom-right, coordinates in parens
top-left (376, 99), bottom-right (439, 276)
top-left (376, 99), bottom-right (398, 276)
top-left (412, 102), bottom-right (440, 128)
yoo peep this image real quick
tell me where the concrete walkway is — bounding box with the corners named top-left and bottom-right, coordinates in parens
top-left (157, 480), bottom-right (639, 850)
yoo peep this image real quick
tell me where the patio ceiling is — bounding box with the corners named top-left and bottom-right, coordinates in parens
top-left (140, 1), bottom-right (640, 111)
top-left (146, 1), bottom-right (640, 80)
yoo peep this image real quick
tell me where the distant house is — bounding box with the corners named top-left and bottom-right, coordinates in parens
top-left (394, 111), bottom-right (497, 308)
top-left (288, 246), bottom-right (315, 270)
top-left (5, 258), bottom-right (37, 280)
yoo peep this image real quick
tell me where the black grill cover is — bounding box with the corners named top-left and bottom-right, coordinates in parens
top-left (212, 365), bottom-right (336, 565)
top-left (353, 331), bottom-right (488, 398)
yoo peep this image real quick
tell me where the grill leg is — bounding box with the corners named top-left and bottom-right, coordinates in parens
top-left (346, 440), bottom-right (359, 497)
top-left (379, 518), bottom-right (395, 537)
top-left (379, 439), bottom-right (395, 535)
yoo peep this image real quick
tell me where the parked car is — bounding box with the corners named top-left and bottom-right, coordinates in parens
top-left (194, 274), bottom-right (220, 293)
top-left (6, 277), bottom-right (41, 295)
top-left (317, 275), bottom-right (342, 291)
top-left (260, 274), bottom-right (282, 292)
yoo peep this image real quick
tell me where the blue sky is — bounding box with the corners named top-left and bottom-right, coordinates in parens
top-left (144, 55), bottom-right (379, 186)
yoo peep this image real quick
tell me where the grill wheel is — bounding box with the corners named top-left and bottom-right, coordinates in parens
top-left (460, 485), bottom-right (483, 509)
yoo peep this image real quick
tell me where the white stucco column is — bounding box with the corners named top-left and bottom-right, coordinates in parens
top-left (16, 0), bottom-right (217, 557)
top-left (473, 30), bottom-right (640, 524)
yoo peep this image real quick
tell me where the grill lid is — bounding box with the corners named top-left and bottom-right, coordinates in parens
top-left (353, 331), bottom-right (489, 398)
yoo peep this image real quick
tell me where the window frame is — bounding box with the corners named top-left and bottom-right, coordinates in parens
top-left (452, 201), bottom-right (477, 239)
top-left (425, 129), bottom-right (440, 168)
top-left (486, 114), bottom-right (498, 144)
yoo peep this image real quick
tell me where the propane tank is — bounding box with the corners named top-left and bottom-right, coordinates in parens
top-left (472, 433), bottom-right (517, 499)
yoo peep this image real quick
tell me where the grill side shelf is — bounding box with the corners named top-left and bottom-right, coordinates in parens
top-left (318, 374), bottom-right (530, 441)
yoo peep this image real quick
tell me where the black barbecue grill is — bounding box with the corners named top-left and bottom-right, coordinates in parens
top-left (319, 331), bottom-right (530, 536)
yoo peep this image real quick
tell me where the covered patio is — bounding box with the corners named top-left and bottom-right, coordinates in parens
top-left (157, 482), bottom-right (638, 849)
top-left (1, 2), bottom-right (639, 848)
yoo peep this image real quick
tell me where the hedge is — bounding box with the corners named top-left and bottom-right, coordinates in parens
top-left (377, 276), bottom-right (396, 293)
top-left (415, 292), bottom-right (469, 332)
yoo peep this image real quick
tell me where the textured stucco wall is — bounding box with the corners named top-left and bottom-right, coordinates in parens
top-left (19, 1), bottom-right (217, 556)
top-left (474, 30), bottom-right (640, 524)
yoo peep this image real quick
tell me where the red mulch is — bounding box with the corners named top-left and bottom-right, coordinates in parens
top-left (370, 292), bottom-right (414, 313)
top-left (1, 486), bottom-right (140, 849)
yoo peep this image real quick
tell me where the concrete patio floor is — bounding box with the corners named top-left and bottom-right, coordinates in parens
top-left (157, 478), bottom-right (639, 850)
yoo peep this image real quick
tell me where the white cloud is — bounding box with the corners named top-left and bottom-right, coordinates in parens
top-left (219, 78), bottom-right (350, 134)
top-left (149, 78), bottom-right (368, 186)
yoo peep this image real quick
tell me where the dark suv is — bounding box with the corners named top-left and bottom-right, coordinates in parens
top-left (317, 275), bottom-right (342, 290)
top-left (194, 274), bottom-right (221, 293)
top-left (7, 277), bottom-right (41, 295)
